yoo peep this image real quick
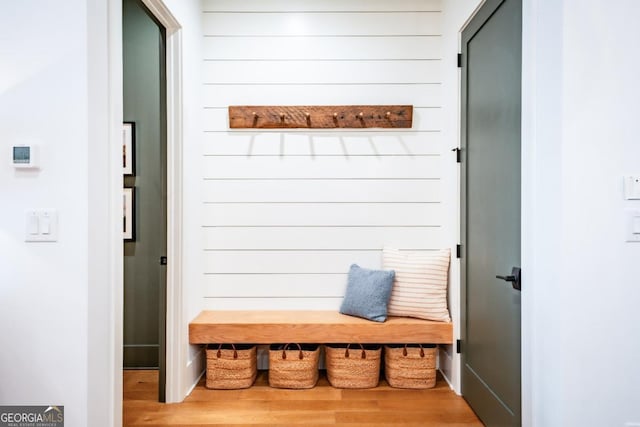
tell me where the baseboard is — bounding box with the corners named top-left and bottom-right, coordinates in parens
top-left (439, 345), bottom-right (456, 392)
top-left (184, 345), bottom-right (205, 398)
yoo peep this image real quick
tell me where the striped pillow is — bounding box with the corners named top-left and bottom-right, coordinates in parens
top-left (382, 248), bottom-right (451, 322)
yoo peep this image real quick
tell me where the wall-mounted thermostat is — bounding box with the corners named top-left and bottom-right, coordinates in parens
top-left (12, 145), bottom-right (39, 169)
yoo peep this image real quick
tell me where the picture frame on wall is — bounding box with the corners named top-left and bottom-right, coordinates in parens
top-left (123, 187), bottom-right (135, 241)
top-left (122, 122), bottom-right (135, 176)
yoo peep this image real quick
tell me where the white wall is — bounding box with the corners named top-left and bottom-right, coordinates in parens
top-left (523, 0), bottom-right (640, 425)
top-left (198, 0), bottom-right (452, 311)
top-left (0, 1), bottom-right (120, 425)
top-left (1, 1), bottom-right (90, 426)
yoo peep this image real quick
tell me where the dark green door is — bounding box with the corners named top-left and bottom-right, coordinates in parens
top-left (461, 0), bottom-right (522, 425)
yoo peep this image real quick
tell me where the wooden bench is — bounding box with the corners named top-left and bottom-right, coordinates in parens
top-left (189, 310), bottom-right (453, 344)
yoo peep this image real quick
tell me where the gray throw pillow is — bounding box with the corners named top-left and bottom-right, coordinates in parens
top-left (339, 264), bottom-right (395, 322)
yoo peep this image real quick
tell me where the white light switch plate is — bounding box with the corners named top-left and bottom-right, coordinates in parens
top-left (25, 209), bottom-right (58, 242)
top-left (623, 176), bottom-right (640, 199)
top-left (626, 209), bottom-right (640, 242)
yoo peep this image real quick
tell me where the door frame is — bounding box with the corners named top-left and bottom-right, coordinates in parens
top-left (101, 0), bottom-right (184, 412)
top-left (138, 0), bottom-right (184, 404)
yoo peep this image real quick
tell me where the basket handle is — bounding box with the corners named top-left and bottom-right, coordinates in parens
top-left (344, 343), bottom-right (366, 359)
top-left (281, 343), bottom-right (304, 360)
top-left (402, 344), bottom-right (425, 358)
top-left (216, 343), bottom-right (238, 359)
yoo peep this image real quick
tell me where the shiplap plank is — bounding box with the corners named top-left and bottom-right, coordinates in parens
top-left (203, 36), bottom-right (441, 60)
top-left (203, 60), bottom-right (440, 84)
top-left (202, 13), bottom-right (441, 37)
top-left (202, 108), bottom-right (442, 132)
top-left (202, 203), bottom-right (443, 226)
top-left (202, 156), bottom-right (441, 179)
top-left (202, 297), bottom-right (342, 311)
top-left (202, 0), bottom-right (442, 12)
top-left (204, 274), bottom-right (347, 297)
top-left (202, 179), bottom-right (441, 203)
top-left (202, 226), bottom-right (443, 250)
top-left (202, 84), bottom-right (441, 107)
top-left (203, 132), bottom-right (443, 156)
top-left (203, 250), bottom-right (385, 273)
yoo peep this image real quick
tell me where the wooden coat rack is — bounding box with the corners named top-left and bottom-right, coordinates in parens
top-left (228, 105), bottom-right (413, 129)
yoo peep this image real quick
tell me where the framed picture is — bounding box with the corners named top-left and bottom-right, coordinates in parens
top-left (123, 187), bottom-right (135, 241)
top-left (122, 122), bottom-right (135, 176)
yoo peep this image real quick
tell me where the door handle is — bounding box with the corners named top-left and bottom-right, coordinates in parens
top-left (496, 267), bottom-right (521, 291)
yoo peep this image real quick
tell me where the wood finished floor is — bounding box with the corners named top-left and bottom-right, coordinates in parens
top-left (123, 370), bottom-right (483, 426)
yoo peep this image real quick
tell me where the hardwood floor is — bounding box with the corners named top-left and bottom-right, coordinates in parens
top-left (123, 370), bottom-right (483, 426)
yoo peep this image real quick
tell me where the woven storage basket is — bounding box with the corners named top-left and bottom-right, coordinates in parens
top-left (384, 344), bottom-right (437, 389)
top-left (206, 344), bottom-right (257, 390)
top-left (268, 343), bottom-right (320, 389)
top-left (325, 344), bottom-right (381, 389)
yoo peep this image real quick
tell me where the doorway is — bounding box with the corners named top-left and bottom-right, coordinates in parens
top-left (460, 0), bottom-right (522, 425)
top-left (122, 0), bottom-right (168, 402)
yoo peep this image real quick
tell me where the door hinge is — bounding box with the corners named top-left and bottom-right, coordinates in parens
top-left (457, 53), bottom-right (462, 68)
top-left (456, 339), bottom-right (461, 354)
top-left (160, 256), bottom-right (167, 265)
top-left (456, 244), bottom-right (461, 259)
top-left (452, 147), bottom-right (461, 163)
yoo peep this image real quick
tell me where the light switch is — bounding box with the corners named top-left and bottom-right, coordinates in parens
top-left (41, 212), bottom-right (51, 234)
top-left (623, 176), bottom-right (640, 200)
top-left (27, 211), bottom-right (39, 235)
top-left (626, 210), bottom-right (640, 242)
top-left (25, 209), bottom-right (58, 242)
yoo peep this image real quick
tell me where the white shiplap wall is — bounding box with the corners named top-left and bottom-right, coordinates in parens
top-left (200, 0), bottom-right (446, 310)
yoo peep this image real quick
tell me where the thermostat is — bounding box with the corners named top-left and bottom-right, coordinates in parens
top-left (12, 145), bottom-right (39, 169)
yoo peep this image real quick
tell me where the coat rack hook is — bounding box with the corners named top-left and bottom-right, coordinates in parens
top-left (280, 113), bottom-right (285, 122)
top-left (385, 111), bottom-right (391, 119)
top-left (358, 112), bottom-right (364, 120)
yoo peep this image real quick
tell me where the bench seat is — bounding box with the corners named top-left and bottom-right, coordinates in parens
top-left (189, 310), bottom-right (453, 344)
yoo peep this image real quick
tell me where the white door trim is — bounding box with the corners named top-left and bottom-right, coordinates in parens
top-left (87, 0), bottom-right (124, 425)
top-left (139, 0), bottom-right (185, 403)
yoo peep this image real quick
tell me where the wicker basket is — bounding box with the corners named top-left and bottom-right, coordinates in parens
top-left (206, 344), bottom-right (257, 389)
top-left (268, 343), bottom-right (320, 389)
top-left (325, 344), bottom-right (381, 389)
top-left (384, 344), bottom-right (437, 389)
